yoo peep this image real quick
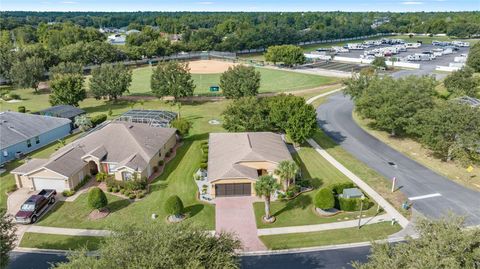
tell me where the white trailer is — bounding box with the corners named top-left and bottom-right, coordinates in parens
top-left (452, 41), bottom-right (470, 47)
top-left (347, 43), bottom-right (365, 50)
top-left (332, 46), bottom-right (349, 53)
top-left (406, 43), bottom-right (421, 49)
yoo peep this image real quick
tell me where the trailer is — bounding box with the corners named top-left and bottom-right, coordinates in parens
top-left (451, 41), bottom-right (470, 47)
top-left (332, 46), bottom-right (349, 53)
top-left (347, 43), bottom-right (365, 50)
top-left (405, 43), bottom-right (421, 49)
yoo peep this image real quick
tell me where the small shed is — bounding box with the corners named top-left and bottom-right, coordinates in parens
top-left (342, 188), bottom-right (364, 199)
top-left (35, 105), bottom-right (86, 130)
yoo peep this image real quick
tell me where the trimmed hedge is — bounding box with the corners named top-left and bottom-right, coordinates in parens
top-left (331, 182), bottom-right (356, 195)
top-left (200, 162), bottom-right (208, 169)
top-left (314, 187), bottom-right (335, 210)
top-left (338, 197), bottom-right (372, 211)
top-left (17, 106), bottom-right (26, 113)
top-left (164, 195), bottom-right (184, 216)
top-left (87, 187), bottom-right (108, 209)
top-left (91, 114), bottom-right (107, 126)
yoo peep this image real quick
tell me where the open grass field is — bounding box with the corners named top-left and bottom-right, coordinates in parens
top-left (128, 65), bottom-right (339, 95)
top-left (20, 233), bottom-right (103, 251)
top-left (260, 222), bottom-right (401, 250)
top-left (353, 112), bottom-right (480, 191)
top-left (253, 146), bottom-right (380, 228)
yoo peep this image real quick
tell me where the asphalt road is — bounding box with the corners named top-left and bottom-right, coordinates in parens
top-left (8, 246), bottom-right (370, 269)
top-left (316, 93), bottom-right (480, 226)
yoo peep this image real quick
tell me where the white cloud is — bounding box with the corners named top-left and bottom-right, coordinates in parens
top-left (197, 1), bottom-right (214, 4)
top-left (401, 1), bottom-right (423, 4)
top-left (59, 1), bottom-right (78, 4)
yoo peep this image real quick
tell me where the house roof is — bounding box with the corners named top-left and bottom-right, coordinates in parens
top-left (36, 105), bottom-right (85, 119)
top-left (11, 159), bottom-right (48, 174)
top-left (14, 122), bottom-right (176, 178)
top-left (207, 132), bottom-right (292, 182)
top-left (0, 111), bottom-right (71, 149)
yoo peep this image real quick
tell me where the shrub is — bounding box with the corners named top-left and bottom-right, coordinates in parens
top-left (338, 197), bottom-right (372, 211)
top-left (286, 190), bottom-right (295, 198)
top-left (96, 172), bottom-right (108, 182)
top-left (158, 160), bottom-right (164, 166)
top-left (200, 141), bottom-right (208, 146)
top-left (119, 189), bottom-right (125, 194)
top-left (164, 195), bottom-right (184, 216)
top-left (166, 151), bottom-right (171, 158)
top-left (331, 182), bottom-right (356, 195)
top-left (74, 175), bottom-right (91, 191)
top-left (201, 156), bottom-right (208, 163)
top-left (107, 187), bottom-right (112, 192)
top-left (87, 187), bottom-right (108, 209)
top-left (112, 187), bottom-right (118, 193)
top-left (287, 184), bottom-right (300, 194)
top-left (136, 192), bottom-right (145, 199)
top-left (153, 166), bottom-right (159, 173)
top-left (62, 190), bottom-right (75, 197)
top-left (171, 118), bottom-right (192, 137)
top-left (10, 93), bottom-right (21, 100)
top-left (91, 114), bottom-right (107, 126)
top-left (314, 188), bottom-right (335, 210)
top-left (128, 193), bottom-right (136, 199)
top-left (297, 179), bottom-right (311, 188)
top-left (200, 162), bottom-right (207, 169)
top-left (277, 193), bottom-right (286, 201)
top-left (193, 173), bottom-right (201, 181)
top-left (124, 190), bottom-right (131, 196)
top-left (17, 106), bottom-right (26, 113)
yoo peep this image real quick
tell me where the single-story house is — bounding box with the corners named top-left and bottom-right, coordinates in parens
top-left (0, 111), bottom-right (71, 164)
top-left (11, 122), bottom-right (177, 192)
top-left (207, 132), bottom-right (292, 198)
top-left (35, 105), bottom-right (86, 130)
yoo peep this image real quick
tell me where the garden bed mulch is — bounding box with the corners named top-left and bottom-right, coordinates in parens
top-left (88, 208), bottom-right (110, 220)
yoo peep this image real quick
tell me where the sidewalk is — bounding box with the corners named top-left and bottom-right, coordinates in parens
top-left (305, 86), bottom-right (345, 105)
top-left (25, 225), bottom-right (111, 237)
top-left (257, 214), bottom-right (391, 236)
top-left (307, 138), bottom-right (409, 228)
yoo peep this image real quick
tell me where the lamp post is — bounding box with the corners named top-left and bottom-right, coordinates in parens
top-left (358, 196), bottom-right (365, 229)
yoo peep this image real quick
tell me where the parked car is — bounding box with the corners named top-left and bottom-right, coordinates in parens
top-left (15, 189), bottom-right (56, 224)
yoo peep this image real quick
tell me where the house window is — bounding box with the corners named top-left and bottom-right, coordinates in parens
top-left (108, 164), bottom-right (117, 174)
top-left (35, 136), bottom-right (40, 144)
top-left (257, 169), bottom-right (267, 176)
top-left (26, 139), bottom-right (32, 148)
top-left (123, 172), bottom-right (133, 181)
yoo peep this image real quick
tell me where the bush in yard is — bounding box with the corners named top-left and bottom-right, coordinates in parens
top-left (331, 182), bottom-right (356, 195)
top-left (164, 195), bottom-right (184, 217)
top-left (124, 190), bottom-right (131, 196)
top-left (107, 187), bottom-right (112, 192)
top-left (128, 193), bottom-right (136, 199)
top-left (96, 172), bottom-right (108, 182)
top-left (91, 114), bottom-right (107, 126)
top-left (166, 151), bottom-right (171, 158)
top-left (201, 156), bottom-right (208, 163)
top-left (62, 190), bottom-right (75, 197)
top-left (153, 166), bottom-right (159, 173)
top-left (158, 160), bottom-right (164, 166)
top-left (171, 118), bottom-right (192, 137)
top-left (119, 189), bottom-right (125, 194)
top-left (112, 187), bottom-right (118, 193)
top-left (17, 106), bottom-right (26, 113)
top-left (200, 162), bottom-right (208, 169)
top-left (338, 197), bottom-right (372, 211)
top-left (136, 192), bottom-right (145, 199)
top-left (87, 187), bottom-right (108, 210)
top-left (314, 188), bottom-right (335, 210)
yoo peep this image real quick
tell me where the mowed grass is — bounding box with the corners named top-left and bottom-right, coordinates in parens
top-left (260, 222), bottom-right (401, 250)
top-left (253, 146), bottom-right (379, 229)
top-left (128, 66), bottom-right (338, 95)
top-left (20, 233), bottom-right (103, 251)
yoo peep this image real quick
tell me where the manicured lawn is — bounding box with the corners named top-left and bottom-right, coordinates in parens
top-left (20, 232), bottom-right (103, 251)
top-left (260, 222), bottom-right (402, 250)
top-left (127, 66), bottom-right (338, 95)
top-left (254, 147), bottom-right (379, 228)
top-left (353, 112), bottom-right (480, 191)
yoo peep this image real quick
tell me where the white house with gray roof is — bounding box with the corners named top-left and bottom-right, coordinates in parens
top-left (0, 111), bottom-right (71, 164)
top-left (11, 122), bottom-right (177, 192)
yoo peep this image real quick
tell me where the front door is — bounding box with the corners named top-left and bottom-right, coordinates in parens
top-left (215, 183), bottom-right (251, 197)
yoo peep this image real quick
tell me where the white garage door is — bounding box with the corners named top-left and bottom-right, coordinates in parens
top-left (33, 178), bottom-right (66, 192)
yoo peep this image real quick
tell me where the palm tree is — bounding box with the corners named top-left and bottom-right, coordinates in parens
top-left (255, 175), bottom-right (280, 221)
top-left (74, 115), bottom-right (92, 132)
top-left (274, 160), bottom-right (299, 191)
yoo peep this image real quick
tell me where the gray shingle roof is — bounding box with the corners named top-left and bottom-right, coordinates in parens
top-left (207, 132), bottom-right (292, 182)
top-left (11, 159), bottom-right (48, 174)
top-left (0, 111), bottom-right (71, 149)
top-left (36, 105), bottom-right (85, 119)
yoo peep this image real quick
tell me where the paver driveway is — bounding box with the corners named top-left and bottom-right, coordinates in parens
top-left (215, 196), bottom-right (267, 252)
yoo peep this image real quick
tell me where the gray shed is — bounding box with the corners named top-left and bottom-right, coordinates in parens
top-left (342, 188), bottom-right (364, 199)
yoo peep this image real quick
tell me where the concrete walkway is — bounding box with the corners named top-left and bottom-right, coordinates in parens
top-left (257, 214), bottom-right (391, 236)
top-left (215, 196), bottom-right (267, 252)
top-left (307, 138), bottom-right (409, 228)
top-left (305, 86), bottom-right (345, 105)
top-left (25, 225), bottom-right (111, 237)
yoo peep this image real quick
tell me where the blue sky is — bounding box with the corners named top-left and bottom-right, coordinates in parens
top-left (0, 0), bottom-right (478, 12)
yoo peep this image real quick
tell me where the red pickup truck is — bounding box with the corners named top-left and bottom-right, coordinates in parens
top-left (15, 189), bottom-right (56, 224)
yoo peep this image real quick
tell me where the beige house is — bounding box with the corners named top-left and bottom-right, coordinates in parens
top-left (207, 132), bottom-right (292, 198)
top-left (12, 122), bottom-right (177, 192)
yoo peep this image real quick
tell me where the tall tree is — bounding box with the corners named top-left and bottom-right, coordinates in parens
top-left (90, 64), bottom-right (132, 100)
top-left (255, 175), bottom-right (280, 221)
top-left (274, 160), bottom-right (299, 190)
top-left (151, 61), bottom-right (195, 101)
top-left (285, 104), bottom-right (318, 144)
top-left (0, 214), bottom-right (17, 269)
top-left (55, 222), bottom-right (240, 269)
top-left (443, 66), bottom-right (479, 98)
top-left (49, 73), bottom-right (86, 106)
top-left (467, 42), bottom-right (480, 72)
top-left (49, 62), bottom-right (83, 78)
top-left (353, 215), bottom-right (480, 269)
top-left (222, 97), bottom-right (270, 132)
top-left (10, 56), bottom-right (45, 92)
top-left (219, 65), bottom-right (261, 99)
top-left (264, 45), bottom-right (306, 67)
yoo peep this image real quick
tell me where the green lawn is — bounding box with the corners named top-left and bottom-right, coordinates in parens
top-left (260, 222), bottom-right (401, 250)
top-left (254, 146), bottom-right (379, 228)
top-left (20, 232), bottom-right (103, 251)
top-left (128, 66), bottom-right (338, 95)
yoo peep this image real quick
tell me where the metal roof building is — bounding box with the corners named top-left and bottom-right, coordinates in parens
top-left (116, 110), bottom-right (178, 127)
top-left (456, 96), bottom-right (480, 108)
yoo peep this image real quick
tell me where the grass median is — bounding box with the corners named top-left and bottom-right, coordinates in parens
top-left (20, 232), bottom-right (103, 251)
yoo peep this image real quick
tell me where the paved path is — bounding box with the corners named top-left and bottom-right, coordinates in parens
top-left (306, 86), bottom-right (345, 105)
top-left (316, 93), bottom-right (480, 226)
top-left (257, 214), bottom-right (390, 236)
top-left (307, 138), bottom-right (409, 228)
top-left (215, 196), bottom-right (267, 251)
top-left (25, 225), bottom-right (111, 237)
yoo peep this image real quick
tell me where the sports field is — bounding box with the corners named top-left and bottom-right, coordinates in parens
top-left (129, 61), bottom-right (339, 95)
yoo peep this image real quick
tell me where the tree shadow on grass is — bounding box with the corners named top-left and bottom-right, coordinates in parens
top-left (149, 140), bottom-right (194, 185)
top-left (292, 151), bottom-right (323, 188)
top-left (272, 194), bottom-right (312, 218)
top-left (25, 234), bottom-right (103, 251)
top-left (185, 204), bottom-right (204, 218)
top-left (107, 199), bottom-right (131, 213)
top-left (81, 100), bottom-right (134, 114)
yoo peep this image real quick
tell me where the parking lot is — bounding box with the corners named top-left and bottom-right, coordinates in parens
top-left (302, 61), bottom-right (365, 72)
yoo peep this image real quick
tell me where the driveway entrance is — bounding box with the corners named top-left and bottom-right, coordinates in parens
top-left (215, 196), bottom-right (266, 252)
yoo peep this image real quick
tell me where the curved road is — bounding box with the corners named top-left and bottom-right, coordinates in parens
top-left (317, 93), bottom-right (480, 226)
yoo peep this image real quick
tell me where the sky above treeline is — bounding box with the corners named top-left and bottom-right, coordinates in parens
top-left (0, 0), bottom-right (479, 12)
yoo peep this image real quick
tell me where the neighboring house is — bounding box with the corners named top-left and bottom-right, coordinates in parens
top-left (11, 122), bottom-right (177, 192)
top-left (207, 132), bottom-right (292, 198)
top-left (0, 112), bottom-right (71, 165)
top-left (35, 105), bottom-right (86, 130)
